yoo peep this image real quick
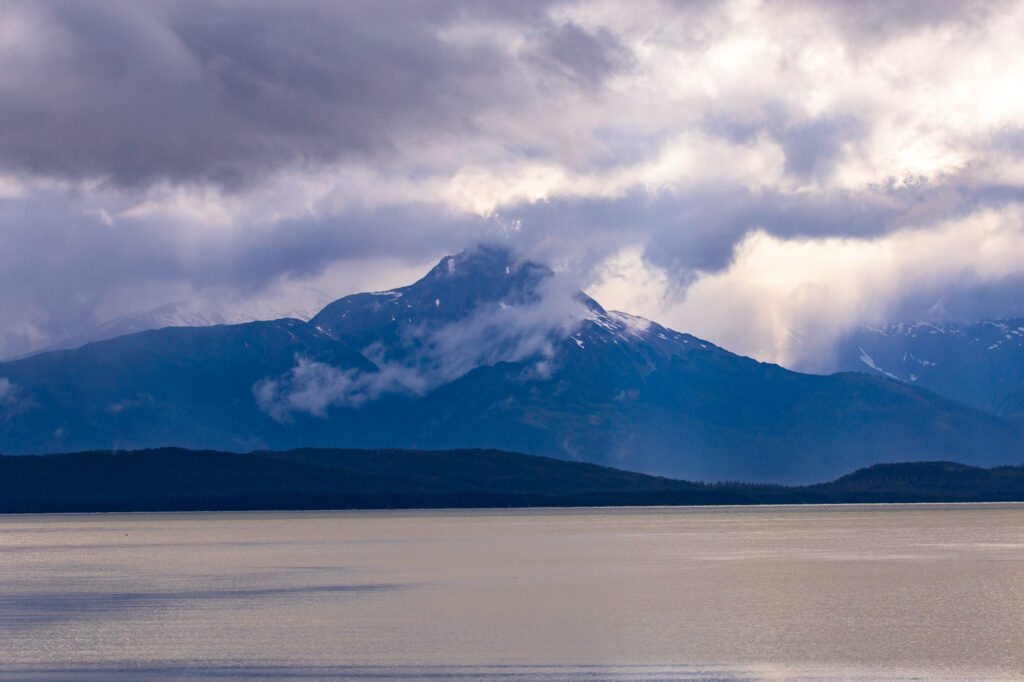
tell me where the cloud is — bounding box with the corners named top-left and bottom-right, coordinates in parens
top-left (0, 191), bottom-right (465, 359)
top-left (591, 203), bottom-right (1024, 369)
top-left (5, 1), bottom-right (1024, 367)
top-left (0, 377), bottom-right (17, 402)
top-left (255, 275), bottom-right (588, 420)
top-left (254, 359), bottom-right (360, 421)
top-left (0, 1), bottom-right (630, 190)
top-left (0, 377), bottom-right (32, 418)
top-left (13, 0), bottom-right (1021, 204)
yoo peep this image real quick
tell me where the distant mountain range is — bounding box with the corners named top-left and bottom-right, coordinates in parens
top-left (834, 320), bottom-right (1024, 421)
top-left (1, 245), bottom-right (1022, 484)
top-left (4, 447), bottom-right (1024, 513)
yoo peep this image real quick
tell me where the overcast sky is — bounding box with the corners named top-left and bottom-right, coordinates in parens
top-left (3, 0), bottom-right (1024, 368)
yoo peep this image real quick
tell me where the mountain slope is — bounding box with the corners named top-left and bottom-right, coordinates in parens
top-left (834, 320), bottom-right (1024, 420)
top-left (1, 245), bottom-right (1022, 483)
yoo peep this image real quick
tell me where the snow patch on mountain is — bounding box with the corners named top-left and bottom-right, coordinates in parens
top-left (608, 311), bottom-right (653, 337)
top-left (858, 347), bottom-right (901, 380)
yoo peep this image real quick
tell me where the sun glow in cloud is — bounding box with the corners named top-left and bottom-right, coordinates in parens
top-left (600, 205), bottom-right (1024, 368)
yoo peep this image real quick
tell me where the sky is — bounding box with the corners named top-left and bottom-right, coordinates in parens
top-left (3, 0), bottom-right (1024, 369)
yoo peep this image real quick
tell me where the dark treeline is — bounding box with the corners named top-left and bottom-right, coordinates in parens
top-left (2, 448), bottom-right (1024, 513)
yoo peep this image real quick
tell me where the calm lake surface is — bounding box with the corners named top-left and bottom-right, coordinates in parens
top-left (2, 504), bottom-right (1023, 680)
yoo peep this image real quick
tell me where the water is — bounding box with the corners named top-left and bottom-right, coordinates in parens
top-left (2, 504), bottom-right (1023, 680)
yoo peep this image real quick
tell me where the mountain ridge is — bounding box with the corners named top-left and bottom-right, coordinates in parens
top-left (833, 318), bottom-right (1024, 420)
top-left (1, 244), bottom-right (1022, 484)
top-left (4, 447), bottom-right (1024, 513)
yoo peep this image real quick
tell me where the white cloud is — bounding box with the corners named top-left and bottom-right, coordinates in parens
top-left (586, 244), bottom-right (673, 317)
top-left (650, 204), bottom-right (1024, 368)
top-left (255, 277), bottom-right (590, 420)
top-left (0, 377), bottom-right (32, 417)
top-left (0, 174), bottom-right (28, 199)
top-left (254, 359), bottom-right (362, 421)
top-left (0, 377), bottom-right (16, 402)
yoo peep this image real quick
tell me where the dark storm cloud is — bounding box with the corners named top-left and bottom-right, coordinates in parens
top-left (201, 206), bottom-right (485, 291)
top-left (1, 1), bottom-right (477, 187)
top-left (506, 180), bottom-right (961, 278)
top-left (0, 187), bottom-right (485, 356)
top-left (779, 117), bottom-right (864, 180)
top-left (813, 0), bottom-right (1010, 42)
top-left (530, 21), bottom-right (634, 87)
top-left (0, 0), bottom-right (631, 189)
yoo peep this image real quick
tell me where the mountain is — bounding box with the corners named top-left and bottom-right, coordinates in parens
top-left (833, 320), bottom-right (1024, 421)
top-left (801, 460), bottom-right (1024, 502)
top-left (5, 447), bottom-right (1024, 513)
top-left (0, 447), bottom-right (741, 513)
top-left (1, 245), bottom-right (1022, 483)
